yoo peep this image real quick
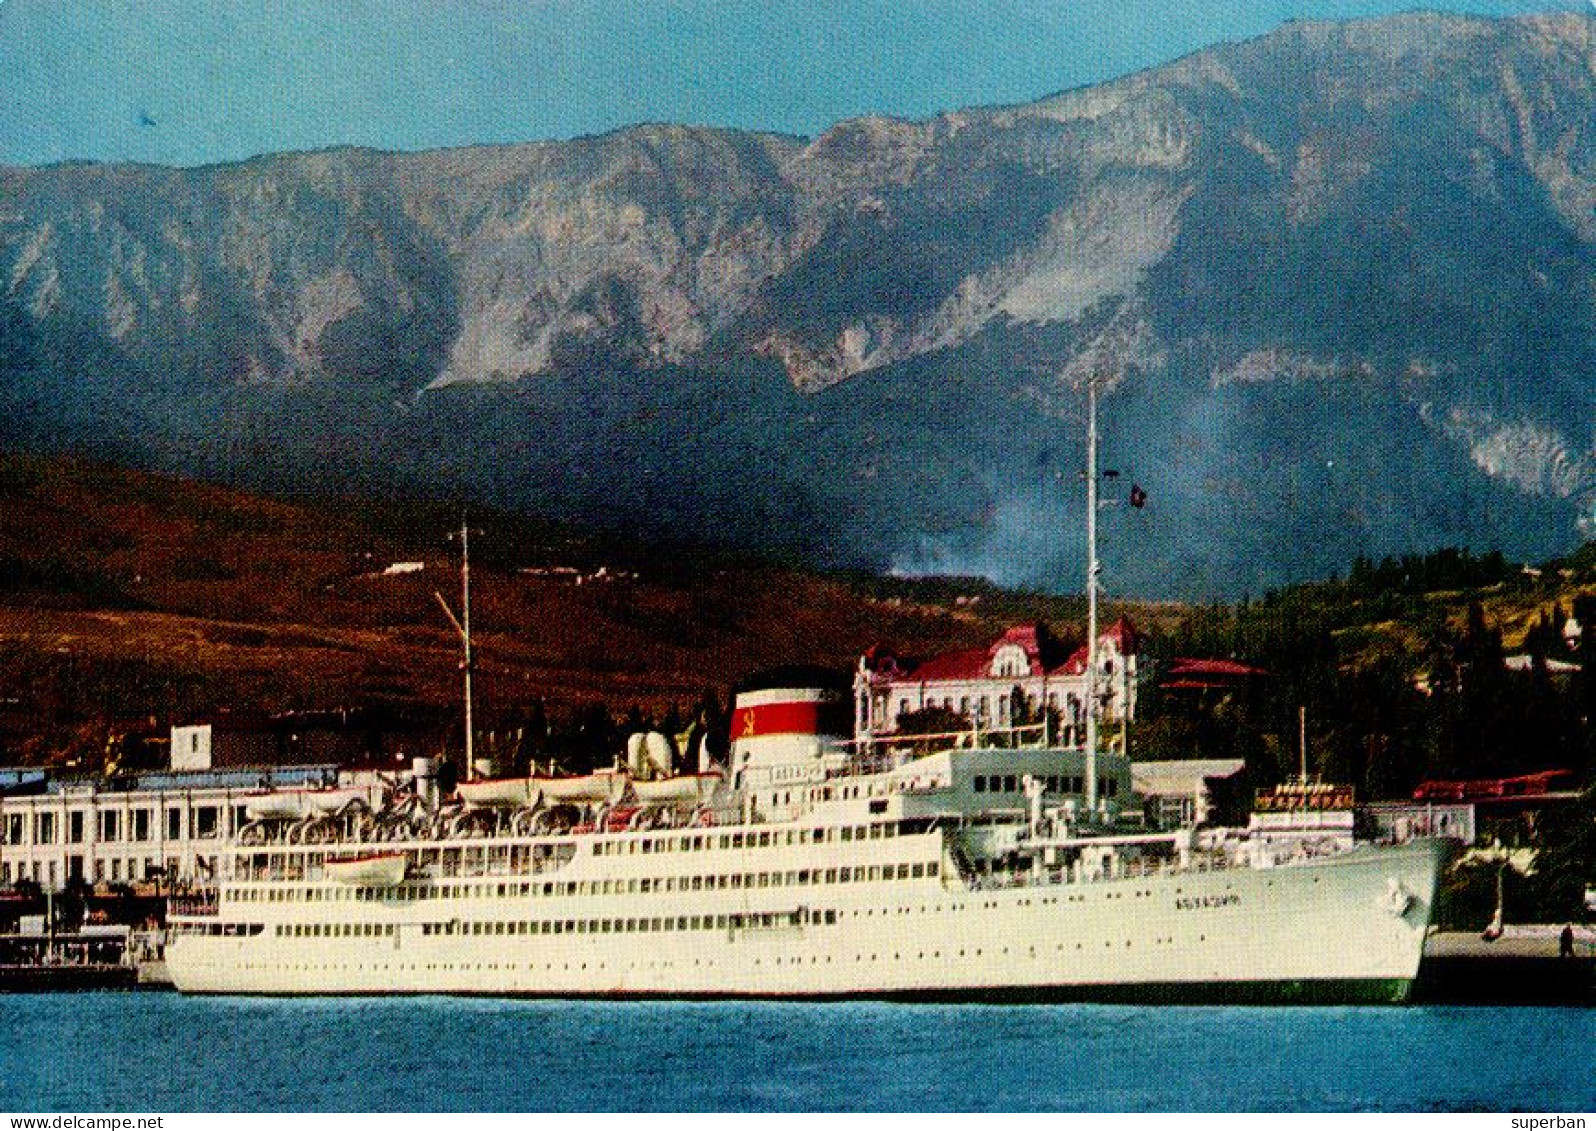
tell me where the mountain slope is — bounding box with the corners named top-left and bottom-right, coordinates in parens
top-left (2, 12), bottom-right (1592, 595)
top-left (0, 454), bottom-right (1115, 764)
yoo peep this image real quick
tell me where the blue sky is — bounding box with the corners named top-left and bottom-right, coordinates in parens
top-left (0, 0), bottom-right (1586, 167)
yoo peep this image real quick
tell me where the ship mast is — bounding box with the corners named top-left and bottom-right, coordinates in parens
top-left (1083, 377), bottom-right (1101, 817)
top-left (434, 514), bottom-right (476, 781)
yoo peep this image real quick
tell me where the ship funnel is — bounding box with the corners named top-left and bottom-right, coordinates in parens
top-left (728, 668), bottom-right (850, 786)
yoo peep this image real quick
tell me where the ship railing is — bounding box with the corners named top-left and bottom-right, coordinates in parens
top-left (229, 851), bottom-right (576, 885)
top-left (965, 848), bottom-right (1236, 892)
top-left (843, 722), bottom-right (1058, 769)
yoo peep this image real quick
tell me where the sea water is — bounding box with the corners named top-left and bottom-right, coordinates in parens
top-left (1, 996), bottom-right (1590, 1112)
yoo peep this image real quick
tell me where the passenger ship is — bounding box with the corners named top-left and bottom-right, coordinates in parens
top-left (165, 675), bottom-right (1450, 1002)
top-left (164, 382), bottom-right (1452, 1002)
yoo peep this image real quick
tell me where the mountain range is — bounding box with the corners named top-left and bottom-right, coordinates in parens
top-left (2, 11), bottom-right (1592, 596)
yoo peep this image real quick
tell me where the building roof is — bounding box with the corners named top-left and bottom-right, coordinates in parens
top-left (1165, 658), bottom-right (1270, 677)
top-left (905, 647), bottom-right (998, 682)
top-left (1158, 657), bottom-right (1270, 689)
top-left (864, 619), bottom-right (1139, 686)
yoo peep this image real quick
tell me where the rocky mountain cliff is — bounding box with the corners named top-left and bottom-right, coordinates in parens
top-left (3, 12), bottom-right (1593, 596)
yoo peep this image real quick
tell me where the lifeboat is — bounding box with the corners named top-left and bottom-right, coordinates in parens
top-left (632, 771), bottom-right (723, 806)
top-left (457, 777), bottom-right (542, 808)
top-left (305, 787), bottom-right (369, 814)
top-left (455, 769), bottom-right (626, 806)
top-left (536, 769), bottom-right (628, 804)
top-left (244, 793), bottom-right (305, 821)
top-left (244, 787), bottom-right (367, 821)
top-left (323, 852), bottom-right (408, 888)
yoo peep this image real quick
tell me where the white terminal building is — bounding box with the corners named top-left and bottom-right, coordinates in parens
top-left (0, 764), bottom-right (380, 891)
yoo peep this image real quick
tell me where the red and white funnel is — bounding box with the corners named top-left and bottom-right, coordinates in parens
top-left (728, 681), bottom-right (849, 782)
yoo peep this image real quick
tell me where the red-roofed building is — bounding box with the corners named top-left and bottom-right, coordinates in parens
top-left (854, 619), bottom-right (1142, 741)
top-left (1159, 657), bottom-right (1270, 691)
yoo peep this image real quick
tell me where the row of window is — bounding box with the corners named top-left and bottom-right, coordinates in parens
top-left (172, 921), bottom-right (265, 937)
top-left (589, 820), bottom-right (915, 857)
top-left (971, 774), bottom-right (1119, 798)
top-left (2, 805), bottom-right (232, 847)
top-left (892, 690), bottom-right (1094, 725)
top-left (270, 907), bottom-right (845, 941)
top-left (232, 860), bottom-right (944, 903)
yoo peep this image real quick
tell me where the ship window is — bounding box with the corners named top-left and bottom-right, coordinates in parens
top-left (912, 863), bottom-right (925, 877)
top-left (973, 775), bottom-right (986, 792)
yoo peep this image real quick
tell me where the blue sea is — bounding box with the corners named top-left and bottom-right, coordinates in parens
top-left (1, 996), bottom-right (1591, 1112)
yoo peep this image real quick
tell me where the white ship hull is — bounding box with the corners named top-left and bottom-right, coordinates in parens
top-left (167, 836), bottom-right (1447, 1003)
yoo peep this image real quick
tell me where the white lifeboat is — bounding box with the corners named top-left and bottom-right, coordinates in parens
top-left (245, 787), bottom-right (367, 821)
top-left (536, 769), bottom-right (628, 804)
top-left (457, 777), bottom-right (542, 808)
top-left (244, 793), bottom-right (303, 821)
top-left (305, 787), bottom-right (369, 814)
top-left (324, 852), bottom-right (407, 888)
top-left (456, 769), bottom-right (625, 806)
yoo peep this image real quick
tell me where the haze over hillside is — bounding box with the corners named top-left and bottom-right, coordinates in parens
top-left (2, 12), bottom-right (1593, 596)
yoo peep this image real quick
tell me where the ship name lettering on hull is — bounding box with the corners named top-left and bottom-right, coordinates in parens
top-left (1174, 893), bottom-right (1241, 911)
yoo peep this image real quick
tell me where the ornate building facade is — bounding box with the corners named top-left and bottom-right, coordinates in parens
top-left (854, 620), bottom-right (1141, 743)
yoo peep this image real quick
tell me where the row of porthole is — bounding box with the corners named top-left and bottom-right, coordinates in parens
top-left (235, 933), bottom-right (1211, 978)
